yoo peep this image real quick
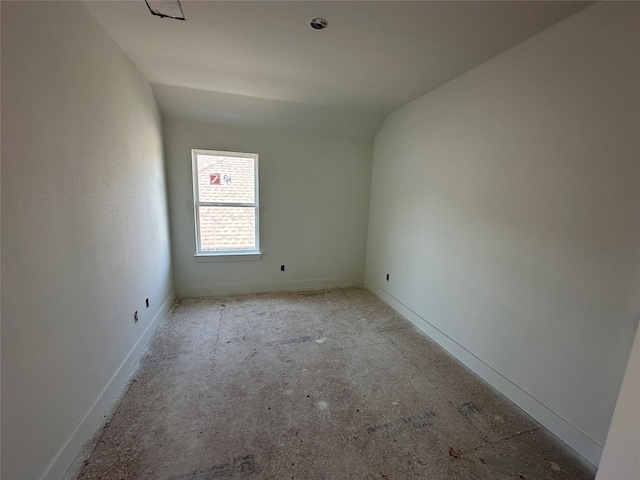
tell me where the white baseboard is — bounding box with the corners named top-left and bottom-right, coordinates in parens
top-left (40, 291), bottom-right (176, 480)
top-left (176, 276), bottom-right (363, 297)
top-left (365, 277), bottom-right (603, 467)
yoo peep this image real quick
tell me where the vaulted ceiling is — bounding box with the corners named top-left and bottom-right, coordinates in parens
top-left (84, 1), bottom-right (591, 137)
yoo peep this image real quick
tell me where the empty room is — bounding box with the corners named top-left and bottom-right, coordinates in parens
top-left (2, 1), bottom-right (639, 479)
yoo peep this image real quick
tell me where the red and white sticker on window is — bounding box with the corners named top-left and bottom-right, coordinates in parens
top-left (210, 173), bottom-right (221, 185)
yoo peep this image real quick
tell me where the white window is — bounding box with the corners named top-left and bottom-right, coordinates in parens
top-left (191, 149), bottom-right (260, 258)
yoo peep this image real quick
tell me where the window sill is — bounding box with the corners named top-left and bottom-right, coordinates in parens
top-left (194, 252), bottom-right (262, 263)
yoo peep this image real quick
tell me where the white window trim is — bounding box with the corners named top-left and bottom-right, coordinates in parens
top-left (191, 149), bottom-right (261, 260)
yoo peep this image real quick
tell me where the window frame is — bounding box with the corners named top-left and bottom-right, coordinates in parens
top-left (191, 149), bottom-right (261, 260)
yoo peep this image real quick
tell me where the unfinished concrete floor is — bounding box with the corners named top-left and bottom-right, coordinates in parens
top-left (68, 287), bottom-right (596, 480)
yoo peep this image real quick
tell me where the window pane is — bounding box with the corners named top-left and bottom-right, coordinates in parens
top-left (197, 154), bottom-right (255, 204)
top-left (198, 206), bottom-right (256, 252)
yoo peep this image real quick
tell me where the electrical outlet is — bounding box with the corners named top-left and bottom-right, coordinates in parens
top-left (134, 311), bottom-right (139, 323)
top-left (281, 265), bottom-right (285, 272)
top-left (386, 274), bottom-right (390, 281)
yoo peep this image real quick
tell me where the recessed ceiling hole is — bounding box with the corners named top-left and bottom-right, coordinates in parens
top-left (310, 18), bottom-right (327, 30)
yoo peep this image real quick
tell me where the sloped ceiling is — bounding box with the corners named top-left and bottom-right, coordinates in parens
top-left (84, 1), bottom-right (591, 138)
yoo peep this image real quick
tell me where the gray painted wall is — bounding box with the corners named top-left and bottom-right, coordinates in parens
top-left (164, 118), bottom-right (372, 297)
top-left (365, 2), bottom-right (639, 466)
top-left (1, 3), bottom-right (174, 479)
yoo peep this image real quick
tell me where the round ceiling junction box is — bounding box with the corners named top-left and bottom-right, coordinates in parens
top-left (310, 18), bottom-right (328, 30)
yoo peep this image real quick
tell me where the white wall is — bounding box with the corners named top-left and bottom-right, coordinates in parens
top-left (164, 118), bottom-right (372, 296)
top-left (365, 2), bottom-right (639, 467)
top-left (596, 322), bottom-right (640, 479)
top-left (1, 3), bottom-right (174, 479)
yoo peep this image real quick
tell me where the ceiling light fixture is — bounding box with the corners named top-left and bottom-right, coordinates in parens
top-left (144, 0), bottom-right (186, 21)
top-left (310, 18), bottom-right (328, 30)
